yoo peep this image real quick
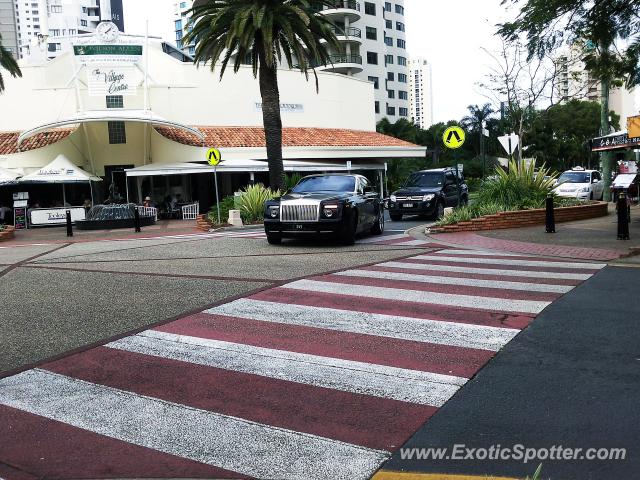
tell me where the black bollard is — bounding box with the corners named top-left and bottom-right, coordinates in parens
top-left (134, 207), bottom-right (141, 233)
top-left (617, 192), bottom-right (630, 240)
top-left (545, 195), bottom-right (555, 233)
top-left (66, 210), bottom-right (73, 237)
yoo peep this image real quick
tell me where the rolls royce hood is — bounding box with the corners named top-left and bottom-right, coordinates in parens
top-left (280, 192), bottom-right (352, 203)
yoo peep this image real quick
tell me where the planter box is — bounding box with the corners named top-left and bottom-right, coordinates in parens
top-left (429, 202), bottom-right (608, 234)
top-left (0, 226), bottom-right (15, 241)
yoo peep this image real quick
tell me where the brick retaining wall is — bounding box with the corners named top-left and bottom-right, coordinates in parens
top-left (428, 202), bottom-right (609, 234)
top-left (0, 226), bottom-right (15, 241)
top-left (196, 214), bottom-right (214, 232)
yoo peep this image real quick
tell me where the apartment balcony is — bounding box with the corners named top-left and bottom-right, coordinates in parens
top-left (314, 0), bottom-right (361, 22)
top-left (318, 54), bottom-right (363, 74)
top-left (323, 26), bottom-right (362, 45)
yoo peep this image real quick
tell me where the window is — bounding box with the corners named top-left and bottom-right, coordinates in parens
top-left (375, 101), bottom-right (380, 114)
top-left (384, 2), bottom-right (391, 11)
top-left (387, 90), bottom-right (395, 99)
top-left (50, 28), bottom-right (60, 36)
top-left (384, 36), bottom-right (393, 46)
top-left (366, 51), bottom-right (378, 64)
top-left (395, 4), bottom-right (404, 14)
top-left (397, 56), bottom-right (407, 66)
top-left (396, 21), bottom-right (405, 31)
top-left (175, 30), bottom-right (183, 41)
top-left (364, 2), bottom-right (376, 15)
top-left (108, 121), bottom-right (127, 144)
top-left (106, 95), bottom-right (124, 109)
top-left (80, 19), bottom-right (87, 26)
top-left (366, 26), bottom-right (377, 40)
top-left (368, 76), bottom-right (379, 89)
top-left (399, 107), bottom-right (408, 117)
top-left (398, 73), bottom-right (407, 83)
top-left (385, 54), bottom-right (393, 65)
top-left (387, 105), bottom-right (396, 116)
top-left (68, 29), bottom-right (76, 35)
top-left (175, 19), bottom-right (182, 30)
top-left (385, 19), bottom-right (392, 28)
top-left (397, 39), bottom-right (406, 48)
top-left (387, 72), bottom-right (394, 81)
top-left (50, 4), bottom-right (61, 13)
top-left (180, 1), bottom-right (187, 7)
top-left (399, 90), bottom-right (408, 100)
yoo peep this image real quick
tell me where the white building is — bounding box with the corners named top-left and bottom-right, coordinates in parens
top-left (408, 56), bottom-right (433, 129)
top-left (0, 0), bottom-right (19, 57)
top-left (0, 22), bottom-right (424, 218)
top-left (555, 45), bottom-right (638, 128)
top-left (13, 0), bottom-right (124, 59)
top-left (173, 0), bottom-right (410, 123)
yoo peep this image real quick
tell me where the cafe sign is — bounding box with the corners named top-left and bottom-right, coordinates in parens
top-left (88, 65), bottom-right (137, 96)
top-left (592, 132), bottom-right (640, 152)
top-left (73, 44), bottom-right (143, 64)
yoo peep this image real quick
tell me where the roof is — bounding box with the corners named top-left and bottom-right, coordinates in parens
top-left (0, 129), bottom-right (74, 155)
top-left (155, 126), bottom-right (419, 149)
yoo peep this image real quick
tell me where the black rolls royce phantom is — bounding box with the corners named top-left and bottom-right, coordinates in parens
top-left (264, 174), bottom-right (385, 245)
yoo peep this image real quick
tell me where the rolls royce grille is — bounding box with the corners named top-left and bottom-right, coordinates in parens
top-left (281, 204), bottom-right (319, 222)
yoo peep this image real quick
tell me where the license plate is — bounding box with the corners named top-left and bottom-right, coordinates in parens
top-left (295, 224), bottom-right (304, 230)
top-left (402, 203), bottom-right (414, 208)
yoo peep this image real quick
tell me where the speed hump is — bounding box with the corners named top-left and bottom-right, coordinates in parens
top-left (207, 148), bottom-right (222, 166)
top-left (442, 126), bottom-right (466, 149)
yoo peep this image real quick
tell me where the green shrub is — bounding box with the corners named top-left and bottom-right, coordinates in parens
top-left (436, 201), bottom-right (505, 226)
top-left (465, 177), bottom-right (483, 192)
top-left (478, 159), bottom-right (559, 210)
top-left (239, 183), bottom-right (281, 223)
top-left (207, 195), bottom-right (237, 225)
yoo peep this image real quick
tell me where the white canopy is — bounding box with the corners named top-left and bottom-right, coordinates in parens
top-left (0, 167), bottom-right (21, 185)
top-left (125, 160), bottom-right (270, 177)
top-left (19, 154), bottom-right (102, 183)
top-left (613, 174), bottom-right (638, 189)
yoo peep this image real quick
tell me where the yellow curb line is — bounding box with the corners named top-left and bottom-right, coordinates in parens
top-left (371, 472), bottom-right (519, 480)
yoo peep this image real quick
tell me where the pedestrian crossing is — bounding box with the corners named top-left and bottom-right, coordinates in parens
top-left (0, 248), bottom-right (606, 479)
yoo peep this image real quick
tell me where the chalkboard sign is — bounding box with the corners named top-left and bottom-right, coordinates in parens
top-left (14, 207), bottom-right (27, 230)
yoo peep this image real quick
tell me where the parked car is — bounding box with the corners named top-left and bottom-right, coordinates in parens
top-left (554, 167), bottom-right (604, 200)
top-left (388, 168), bottom-right (469, 221)
top-left (264, 174), bottom-right (385, 245)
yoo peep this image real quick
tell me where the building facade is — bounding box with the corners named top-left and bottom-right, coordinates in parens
top-left (408, 56), bottom-right (433, 129)
top-left (555, 45), bottom-right (638, 128)
top-left (12, 0), bottom-right (123, 59)
top-left (0, 0), bottom-right (19, 58)
top-left (173, 0), bottom-right (410, 123)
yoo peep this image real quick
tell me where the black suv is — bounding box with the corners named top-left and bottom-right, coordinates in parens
top-left (388, 168), bottom-right (468, 221)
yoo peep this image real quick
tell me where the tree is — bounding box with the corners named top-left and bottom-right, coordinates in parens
top-left (0, 34), bottom-right (21, 93)
top-left (184, 0), bottom-right (340, 190)
top-left (499, 0), bottom-right (640, 200)
top-left (461, 103), bottom-right (494, 155)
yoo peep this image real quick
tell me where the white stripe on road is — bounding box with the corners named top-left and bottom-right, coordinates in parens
top-left (0, 369), bottom-right (386, 480)
top-left (379, 261), bottom-right (593, 281)
top-left (208, 299), bottom-right (519, 351)
top-left (358, 234), bottom-right (409, 244)
top-left (335, 269), bottom-right (573, 294)
top-left (432, 249), bottom-right (521, 257)
top-left (414, 254), bottom-right (606, 270)
top-left (284, 279), bottom-right (551, 314)
top-left (107, 331), bottom-right (465, 406)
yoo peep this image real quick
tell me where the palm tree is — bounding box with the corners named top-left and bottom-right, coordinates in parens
top-left (184, 0), bottom-right (341, 191)
top-left (461, 103), bottom-right (494, 155)
top-left (0, 34), bottom-right (21, 93)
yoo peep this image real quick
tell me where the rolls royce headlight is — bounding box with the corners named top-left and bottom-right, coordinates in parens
top-left (423, 194), bottom-right (435, 202)
top-left (268, 206), bottom-right (280, 218)
top-left (390, 195), bottom-right (397, 202)
top-left (322, 204), bottom-right (339, 218)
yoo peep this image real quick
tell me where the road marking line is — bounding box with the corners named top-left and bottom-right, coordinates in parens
top-left (207, 299), bottom-right (519, 352)
top-left (432, 249), bottom-right (521, 257)
top-left (0, 369), bottom-right (386, 480)
top-left (359, 234), bottom-right (410, 244)
top-left (379, 261), bottom-right (594, 281)
top-left (414, 254), bottom-right (606, 270)
top-left (284, 279), bottom-right (551, 314)
top-left (335, 269), bottom-right (573, 294)
top-left (372, 472), bottom-right (519, 480)
top-left (107, 331), bottom-right (465, 406)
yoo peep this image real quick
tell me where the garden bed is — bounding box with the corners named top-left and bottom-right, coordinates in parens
top-left (0, 225), bottom-right (15, 241)
top-left (428, 201), bottom-right (608, 234)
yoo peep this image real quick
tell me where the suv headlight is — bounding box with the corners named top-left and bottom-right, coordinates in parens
top-left (267, 205), bottom-right (280, 218)
top-left (423, 194), bottom-right (435, 202)
top-left (390, 195), bottom-right (397, 202)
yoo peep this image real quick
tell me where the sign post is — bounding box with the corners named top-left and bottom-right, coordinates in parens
top-left (207, 148), bottom-right (223, 224)
top-left (442, 126), bottom-right (466, 207)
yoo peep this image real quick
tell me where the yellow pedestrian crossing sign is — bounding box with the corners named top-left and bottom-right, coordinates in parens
top-left (207, 148), bottom-right (222, 166)
top-left (443, 126), bottom-right (466, 149)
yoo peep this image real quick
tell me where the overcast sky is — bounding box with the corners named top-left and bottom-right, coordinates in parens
top-left (123, 0), bottom-right (518, 123)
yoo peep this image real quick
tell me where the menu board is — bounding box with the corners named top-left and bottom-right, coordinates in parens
top-left (14, 207), bottom-right (27, 230)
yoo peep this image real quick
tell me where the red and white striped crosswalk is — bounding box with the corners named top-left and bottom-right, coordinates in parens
top-left (0, 248), bottom-right (606, 479)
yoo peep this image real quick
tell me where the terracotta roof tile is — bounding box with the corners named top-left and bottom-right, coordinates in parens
top-left (155, 126), bottom-right (419, 149)
top-left (0, 129), bottom-right (75, 155)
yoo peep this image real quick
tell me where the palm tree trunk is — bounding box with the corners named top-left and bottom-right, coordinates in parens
top-left (258, 55), bottom-right (285, 191)
top-left (600, 77), bottom-right (613, 202)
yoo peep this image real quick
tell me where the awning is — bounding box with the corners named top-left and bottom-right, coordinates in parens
top-left (283, 160), bottom-right (385, 172)
top-left (612, 174), bottom-right (638, 189)
top-left (592, 130), bottom-right (640, 152)
top-left (17, 110), bottom-right (205, 147)
top-left (125, 160), bottom-right (270, 177)
top-left (19, 154), bottom-right (102, 183)
top-left (0, 167), bottom-right (21, 185)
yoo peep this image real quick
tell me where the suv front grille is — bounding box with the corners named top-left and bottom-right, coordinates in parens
top-left (281, 204), bottom-right (319, 222)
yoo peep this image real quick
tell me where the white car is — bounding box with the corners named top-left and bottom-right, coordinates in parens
top-left (554, 168), bottom-right (604, 201)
